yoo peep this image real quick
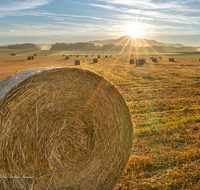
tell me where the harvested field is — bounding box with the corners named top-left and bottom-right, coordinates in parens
top-left (0, 52), bottom-right (200, 189)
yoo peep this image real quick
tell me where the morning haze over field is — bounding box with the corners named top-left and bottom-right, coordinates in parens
top-left (0, 0), bottom-right (200, 46)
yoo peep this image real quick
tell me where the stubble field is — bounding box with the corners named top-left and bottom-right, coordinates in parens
top-left (0, 50), bottom-right (200, 189)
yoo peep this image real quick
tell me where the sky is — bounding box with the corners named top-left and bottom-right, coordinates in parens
top-left (0, 0), bottom-right (200, 46)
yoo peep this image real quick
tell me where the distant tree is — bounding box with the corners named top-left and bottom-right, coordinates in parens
top-left (1, 43), bottom-right (39, 50)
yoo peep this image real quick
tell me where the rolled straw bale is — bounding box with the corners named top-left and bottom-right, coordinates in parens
top-left (34, 54), bottom-right (37, 56)
top-left (11, 53), bottom-right (13, 56)
top-left (131, 55), bottom-right (133, 57)
top-left (27, 56), bottom-right (32, 60)
top-left (75, 60), bottom-right (80, 65)
top-left (105, 55), bottom-right (108, 58)
top-left (93, 58), bottom-right (98, 63)
top-left (62, 55), bottom-right (65, 57)
top-left (98, 55), bottom-right (100, 58)
top-left (85, 55), bottom-right (88, 57)
top-left (66, 56), bottom-right (69, 60)
top-left (110, 55), bottom-right (112, 57)
top-left (152, 58), bottom-right (157, 62)
top-left (136, 59), bottom-right (145, 66)
top-left (159, 56), bottom-right (162, 59)
top-left (0, 68), bottom-right (133, 190)
top-left (169, 58), bottom-right (174, 62)
top-left (76, 55), bottom-right (79, 57)
top-left (31, 56), bottom-right (34, 59)
top-left (129, 59), bottom-right (134, 64)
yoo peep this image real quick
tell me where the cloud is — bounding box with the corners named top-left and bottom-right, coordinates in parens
top-left (0, 0), bottom-right (53, 17)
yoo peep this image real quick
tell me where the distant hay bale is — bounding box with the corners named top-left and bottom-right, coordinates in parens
top-left (129, 59), bottom-right (134, 64)
top-left (62, 55), bottom-right (65, 57)
top-left (93, 58), bottom-right (98, 63)
top-left (169, 58), bottom-right (174, 62)
top-left (131, 55), bottom-right (133, 57)
top-left (76, 55), bottom-right (79, 57)
top-left (98, 55), bottom-right (100, 58)
top-left (110, 55), bottom-right (112, 57)
top-left (66, 56), bottom-right (69, 60)
top-left (159, 56), bottom-right (162, 59)
top-left (27, 56), bottom-right (32, 60)
top-left (34, 54), bottom-right (37, 56)
top-left (11, 53), bottom-right (16, 56)
top-left (11, 53), bottom-right (13, 56)
top-left (152, 58), bottom-right (157, 62)
top-left (0, 68), bottom-right (133, 190)
top-left (142, 58), bottom-right (146, 63)
top-left (31, 56), bottom-right (34, 59)
top-left (136, 59), bottom-right (145, 66)
top-left (105, 55), bottom-right (108, 58)
top-left (85, 55), bottom-right (88, 57)
top-left (92, 55), bottom-right (94, 57)
top-left (75, 60), bottom-right (80, 65)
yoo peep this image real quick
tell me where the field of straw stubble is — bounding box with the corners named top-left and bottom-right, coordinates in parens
top-left (0, 51), bottom-right (200, 189)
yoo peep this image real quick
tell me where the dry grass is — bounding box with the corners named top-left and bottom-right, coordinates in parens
top-left (0, 54), bottom-right (200, 189)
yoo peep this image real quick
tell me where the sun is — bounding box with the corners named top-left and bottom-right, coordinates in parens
top-left (123, 24), bottom-right (144, 38)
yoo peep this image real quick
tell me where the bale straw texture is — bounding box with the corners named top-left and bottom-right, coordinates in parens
top-left (0, 68), bottom-right (133, 190)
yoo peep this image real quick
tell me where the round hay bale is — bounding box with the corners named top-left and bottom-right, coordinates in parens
top-left (98, 55), bottom-right (100, 58)
top-left (152, 58), bottom-right (157, 62)
top-left (0, 68), bottom-right (133, 190)
top-left (93, 58), bottom-right (98, 63)
top-left (169, 58), bottom-right (174, 62)
top-left (34, 54), bottom-right (37, 56)
top-left (129, 59), bottom-right (134, 64)
top-left (76, 55), bottom-right (79, 57)
top-left (62, 55), bottom-right (65, 57)
top-left (75, 60), bottom-right (80, 65)
top-left (31, 56), bottom-right (34, 59)
top-left (105, 55), bottom-right (108, 58)
top-left (110, 55), bottom-right (112, 57)
top-left (136, 59), bottom-right (145, 66)
top-left (85, 55), bottom-right (88, 57)
top-left (66, 56), bottom-right (69, 60)
top-left (27, 56), bottom-right (32, 60)
top-left (11, 53), bottom-right (13, 56)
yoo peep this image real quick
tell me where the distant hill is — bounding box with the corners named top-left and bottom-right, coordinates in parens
top-left (89, 35), bottom-right (184, 48)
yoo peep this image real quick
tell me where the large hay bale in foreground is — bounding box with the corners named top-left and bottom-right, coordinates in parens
top-left (0, 68), bottom-right (133, 190)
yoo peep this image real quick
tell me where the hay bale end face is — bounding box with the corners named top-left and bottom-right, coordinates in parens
top-left (93, 58), bottom-right (98, 63)
top-left (169, 58), bottom-right (175, 62)
top-left (66, 56), bottom-right (69, 60)
top-left (130, 59), bottom-right (134, 64)
top-left (0, 68), bottom-right (133, 190)
top-left (75, 60), bottom-right (80, 65)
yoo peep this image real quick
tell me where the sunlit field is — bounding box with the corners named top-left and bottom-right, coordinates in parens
top-left (0, 50), bottom-right (199, 189)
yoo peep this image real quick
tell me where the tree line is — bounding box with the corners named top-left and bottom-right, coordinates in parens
top-left (1, 42), bottom-right (199, 52)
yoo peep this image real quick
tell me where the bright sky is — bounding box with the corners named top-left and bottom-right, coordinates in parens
top-left (0, 0), bottom-right (200, 46)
